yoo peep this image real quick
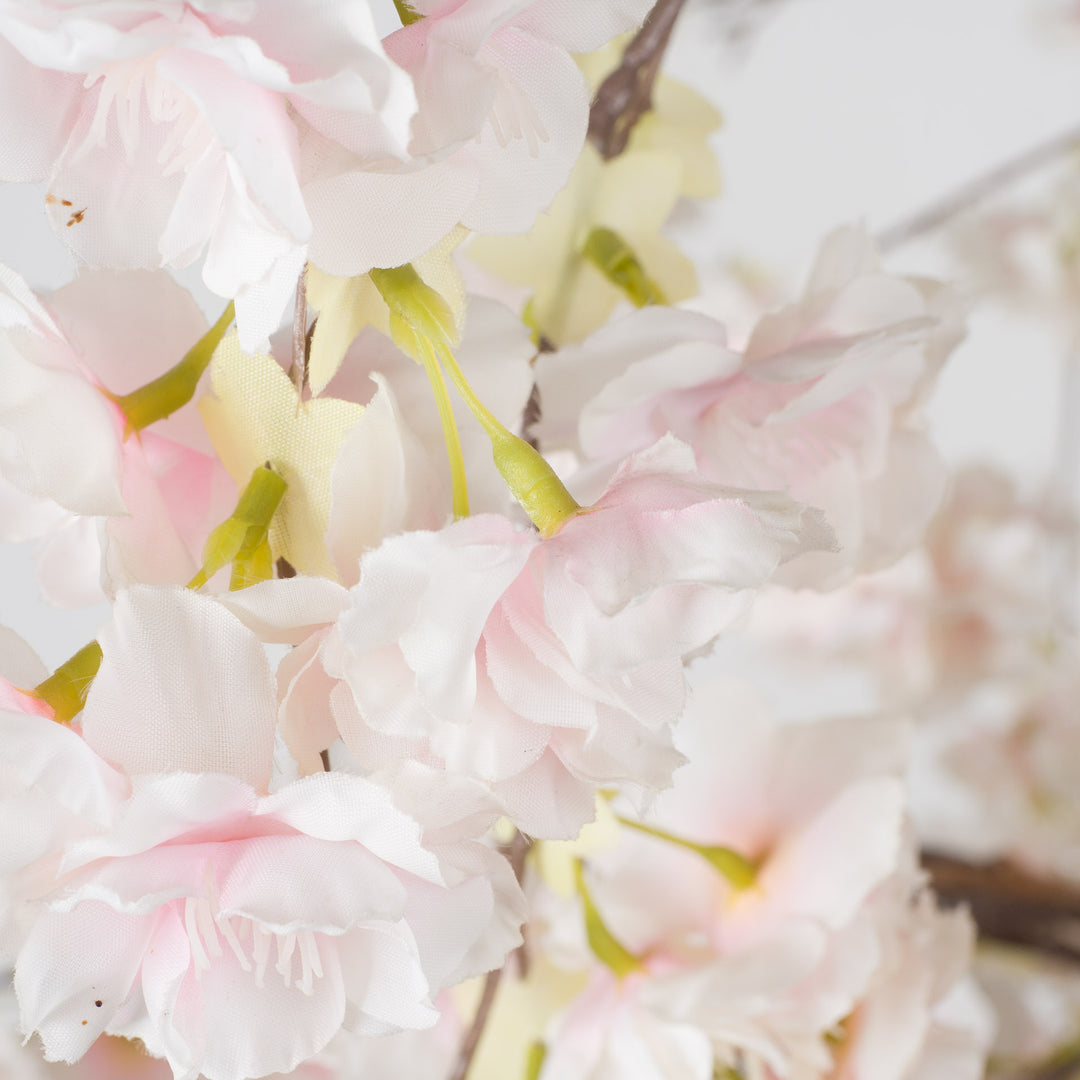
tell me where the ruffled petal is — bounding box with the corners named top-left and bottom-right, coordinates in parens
top-left (82, 587), bottom-right (278, 791)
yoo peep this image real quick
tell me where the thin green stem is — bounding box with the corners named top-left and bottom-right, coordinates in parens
top-left (419, 339), bottom-right (470, 519)
top-left (436, 346), bottom-right (507, 442)
top-left (574, 858), bottom-right (643, 979)
top-left (617, 817), bottom-right (757, 890)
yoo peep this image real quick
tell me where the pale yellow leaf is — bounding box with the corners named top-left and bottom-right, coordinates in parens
top-left (198, 332), bottom-right (365, 579)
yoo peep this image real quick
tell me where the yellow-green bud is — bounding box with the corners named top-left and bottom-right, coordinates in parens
top-left (489, 427), bottom-right (583, 538)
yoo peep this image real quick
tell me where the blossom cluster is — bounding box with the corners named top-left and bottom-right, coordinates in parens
top-left (0, 1), bottom-right (1035, 1079)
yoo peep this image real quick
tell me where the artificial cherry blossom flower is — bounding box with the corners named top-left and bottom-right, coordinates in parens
top-left (9, 586), bottom-right (525, 1080)
top-left (749, 466), bottom-right (1080, 879)
top-left (304, 0), bottom-right (655, 278)
top-left (534, 225), bottom-right (965, 586)
top-left (525, 677), bottom-right (990, 1080)
top-left (0, 0), bottom-right (416, 346)
top-left (0, 263), bottom-right (235, 606)
top-left (254, 436), bottom-right (832, 838)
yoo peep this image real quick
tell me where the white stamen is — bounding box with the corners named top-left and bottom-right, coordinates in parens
top-left (184, 898), bottom-right (211, 974)
top-left (75, 52), bottom-right (215, 173)
top-left (275, 933), bottom-right (297, 988)
top-left (196, 895), bottom-right (222, 960)
top-left (180, 878), bottom-right (325, 994)
top-left (218, 917), bottom-right (252, 972)
top-left (252, 925), bottom-right (272, 989)
top-left (483, 66), bottom-right (550, 158)
top-left (297, 932), bottom-right (322, 997)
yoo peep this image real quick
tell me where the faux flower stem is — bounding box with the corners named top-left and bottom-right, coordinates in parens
top-left (436, 345), bottom-right (582, 537)
top-left (30, 640), bottom-right (103, 724)
top-left (419, 338), bottom-right (471, 519)
top-left (617, 816), bottom-right (757, 890)
top-left (368, 265), bottom-right (471, 518)
top-left (574, 858), bottom-right (643, 979)
top-left (110, 300), bottom-right (236, 434)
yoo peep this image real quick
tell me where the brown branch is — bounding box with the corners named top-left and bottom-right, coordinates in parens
top-left (448, 963), bottom-right (505, 1080)
top-left (448, 831), bottom-right (533, 1080)
top-left (877, 124), bottom-right (1080, 253)
top-left (923, 851), bottom-right (1080, 964)
top-left (998, 1043), bottom-right (1080, 1080)
top-left (588, 0), bottom-right (690, 160)
top-left (291, 264), bottom-right (309, 394)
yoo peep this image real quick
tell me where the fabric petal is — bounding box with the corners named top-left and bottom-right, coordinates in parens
top-left (82, 587), bottom-right (277, 791)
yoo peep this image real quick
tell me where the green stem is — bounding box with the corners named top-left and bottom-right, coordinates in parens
top-left (31, 641), bottom-right (103, 724)
top-left (111, 300), bottom-right (235, 433)
top-left (574, 859), bottom-right (642, 979)
top-left (418, 340), bottom-right (470, 520)
top-left (618, 817), bottom-right (757, 890)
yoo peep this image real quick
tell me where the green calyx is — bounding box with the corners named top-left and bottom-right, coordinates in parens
top-left (30, 641), bottom-right (103, 725)
top-left (188, 464), bottom-right (287, 591)
top-left (582, 227), bottom-right (667, 308)
top-left (31, 463), bottom-right (286, 724)
top-left (574, 858), bottom-right (643, 980)
top-left (369, 263), bottom-right (582, 536)
top-left (110, 300), bottom-right (235, 434)
top-left (524, 1041), bottom-right (547, 1080)
top-left (618, 817), bottom-right (757, 891)
top-left (393, 0), bottom-right (423, 25)
top-left (369, 264), bottom-right (457, 359)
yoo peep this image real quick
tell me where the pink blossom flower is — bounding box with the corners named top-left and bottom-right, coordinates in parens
top-left (0, 264), bottom-right (235, 606)
top-left (532, 678), bottom-right (988, 1080)
top-left (254, 437), bottom-right (832, 839)
top-left (305, 0), bottom-right (654, 276)
top-left (0, 1), bottom-right (415, 345)
top-left (9, 587), bottom-right (524, 1080)
top-left (534, 225), bottom-right (965, 587)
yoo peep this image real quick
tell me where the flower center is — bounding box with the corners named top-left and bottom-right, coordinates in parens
top-left (79, 51), bottom-right (215, 175)
top-left (484, 59), bottom-right (549, 158)
top-left (182, 890), bottom-right (325, 996)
